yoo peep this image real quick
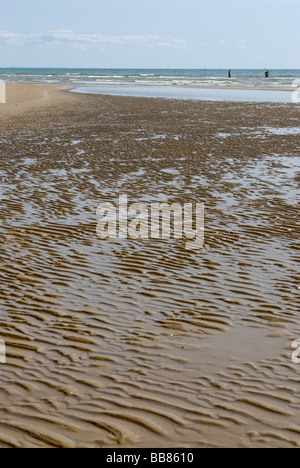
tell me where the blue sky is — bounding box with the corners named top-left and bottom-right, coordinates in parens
top-left (0, 0), bottom-right (299, 68)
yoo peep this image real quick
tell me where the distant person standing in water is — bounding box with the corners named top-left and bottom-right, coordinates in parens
top-left (265, 71), bottom-right (269, 78)
top-left (228, 70), bottom-right (231, 78)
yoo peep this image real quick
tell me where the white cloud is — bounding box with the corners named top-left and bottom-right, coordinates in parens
top-left (0, 29), bottom-right (183, 49)
top-left (217, 38), bottom-right (247, 49)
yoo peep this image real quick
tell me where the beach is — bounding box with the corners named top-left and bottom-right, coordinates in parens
top-left (0, 83), bottom-right (74, 117)
top-left (0, 83), bottom-right (299, 447)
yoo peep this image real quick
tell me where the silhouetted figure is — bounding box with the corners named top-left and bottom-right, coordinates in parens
top-left (265, 71), bottom-right (269, 78)
top-left (228, 70), bottom-right (231, 78)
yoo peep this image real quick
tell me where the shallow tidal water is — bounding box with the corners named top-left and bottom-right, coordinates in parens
top-left (0, 95), bottom-right (299, 447)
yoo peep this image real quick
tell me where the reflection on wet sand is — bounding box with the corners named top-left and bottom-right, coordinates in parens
top-left (0, 90), bottom-right (299, 447)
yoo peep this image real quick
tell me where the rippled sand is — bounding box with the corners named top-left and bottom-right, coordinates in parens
top-left (0, 86), bottom-right (299, 447)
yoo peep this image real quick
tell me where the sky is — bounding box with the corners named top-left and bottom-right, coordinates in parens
top-left (0, 0), bottom-right (299, 69)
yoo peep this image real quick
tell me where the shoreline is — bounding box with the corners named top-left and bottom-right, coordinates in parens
top-left (0, 83), bottom-right (296, 120)
top-left (3, 80), bottom-right (295, 92)
top-left (72, 84), bottom-right (295, 104)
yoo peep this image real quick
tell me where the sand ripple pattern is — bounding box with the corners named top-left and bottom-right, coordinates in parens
top-left (0, 96), bottom-right (299, 447)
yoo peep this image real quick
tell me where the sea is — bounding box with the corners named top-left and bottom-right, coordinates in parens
top-left (1, 68), bottom-right (300, 102)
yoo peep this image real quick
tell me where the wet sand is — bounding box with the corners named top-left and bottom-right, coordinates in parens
top-left (0, 84), bottom-right (299, 448)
